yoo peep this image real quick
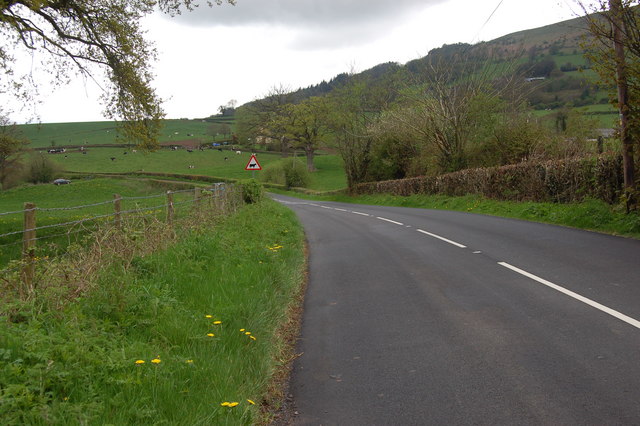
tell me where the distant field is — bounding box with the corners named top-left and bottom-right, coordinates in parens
top-left (18, 118), bottom-right (234, 149)
top-left (54, 147), bottom-right (281, 180)
top-left (50, 148), bottom-right (347, 191)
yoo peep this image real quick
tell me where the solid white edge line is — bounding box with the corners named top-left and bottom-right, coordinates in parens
top-left (334, 208), bottom-right (348, 212)
top-left (376, 217), bottom-right (404, 226)
top-left (351, 211), bottom-right (370, 216)
top-left (416, 229), bottom-right (467, 248)
top-left (498, 262), bottom-right (640, 330)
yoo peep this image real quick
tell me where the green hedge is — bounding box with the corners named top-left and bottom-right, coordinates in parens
top-left (354, 155), bottom-right (624, 204)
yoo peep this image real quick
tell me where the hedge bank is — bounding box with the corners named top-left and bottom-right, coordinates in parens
top-left (354, 155), bottom-right (624, 204)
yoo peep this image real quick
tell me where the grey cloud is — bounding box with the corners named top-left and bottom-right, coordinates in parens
top-left (166, 0), bottom-right (446, 49)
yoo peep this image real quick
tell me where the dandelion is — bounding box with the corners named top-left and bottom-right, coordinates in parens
top-left (245, 331), bottom-right (251, 335)
top-left (240, 329), bottom-right (245, 332)
top-left (249, 336), bottom-right (257, 341)
top-left (221, 402), bottom-right (230, 407)
top-left (135, 360), bottom-right (145, 364)
top-left (247, 399), bottom-right (256, 405)
top-left (186, 359), bottom-right (194, 364)
top-left (205, 315), bottom-right (213, 318)
top-left (207, 333), bottom-right (215, 337)
top-left (228, 402), bottom-right (239, 407)
top-left (151, 358), bottom-right (161, 364)
top-left (213, 320), bottom-right (222, 325)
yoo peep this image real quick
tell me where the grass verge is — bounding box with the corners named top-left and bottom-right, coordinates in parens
top-left (271, 190), bottom-right (640, 239)
top-left (0, 199), bottom-right (306, 425)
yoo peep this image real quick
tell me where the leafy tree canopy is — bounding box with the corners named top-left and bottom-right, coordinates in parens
top-left (0, 0), bottom-right (235, 149)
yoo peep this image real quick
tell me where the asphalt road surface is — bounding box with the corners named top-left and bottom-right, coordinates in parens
top-left (273, 194), bottom-right (640, 426)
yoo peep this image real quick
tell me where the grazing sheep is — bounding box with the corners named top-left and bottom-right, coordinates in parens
top-left (235, 150), bottom-right (241, 155)
top-left (188, 165), bottom-right (195, 169)
top-left (110, 157), bottom-right (116, 161)
top-left (224, 157), bottom-right (228, 161)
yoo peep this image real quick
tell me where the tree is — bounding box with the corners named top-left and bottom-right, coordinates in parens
top-left (581, 0), bottom-right (639, 209)
top-left (279, 97), bottom-right (329, 172)
top-left (390, 61), bottom-right (519, 174)
top-left (326, 80), bottom-right (391, 192)
top-left (0, 0), bottom-right (236, 150)
top-left (235, 85), bottom-right (295, 155)
top-left (0, 113), bottom-right (28, 189)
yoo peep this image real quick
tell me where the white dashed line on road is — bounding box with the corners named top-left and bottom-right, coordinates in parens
top-left (416, 229), bottom-right (467, 248)
top-left (499, 262), bottom-right (640, 330)
top-left (376, 217), bottom-right (404, 226)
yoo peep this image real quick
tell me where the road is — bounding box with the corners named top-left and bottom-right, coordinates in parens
top-left (273, 194), bottom-right (640, 426)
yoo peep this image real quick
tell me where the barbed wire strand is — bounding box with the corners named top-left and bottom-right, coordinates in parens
top-left (37, 200), bottom-right (115, 212)
top-left (0, 207), bottom-right (37, 217)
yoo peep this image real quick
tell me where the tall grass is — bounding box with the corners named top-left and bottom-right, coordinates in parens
top-left (0, 178), bottom-right (204, 266)
top-left (0, 199), bottom-right (305, 425)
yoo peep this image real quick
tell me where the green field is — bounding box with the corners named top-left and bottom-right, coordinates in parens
top-left (18, 118), bottom-right (233, 149)
top-left (46, 147), bottom-right (347, 191)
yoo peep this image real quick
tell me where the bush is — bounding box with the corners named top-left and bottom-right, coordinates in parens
top-left (260, 158), bottom-right (310, 189)
top-left (282, 158), bottom-right (310, 188)
top-left (25, 153), bottom-right (61, 184)
top-left (240, 179), bottom-right (264, 203)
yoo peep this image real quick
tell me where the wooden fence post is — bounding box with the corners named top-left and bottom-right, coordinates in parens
top-left (114, 194), bottom-right (122, 229)
top-left (22, 202), bottom-right (36, 295)
top-left (194, 187), bottom-right (201, 209)
top-left (166, 191), bottom-right (174, 225)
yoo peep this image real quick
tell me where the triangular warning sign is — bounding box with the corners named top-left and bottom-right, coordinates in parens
top-left (244, 154), bottom-right (262, 171)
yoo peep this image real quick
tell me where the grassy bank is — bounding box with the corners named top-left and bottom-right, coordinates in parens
top-left (0, 199), bottom-right (305, 425)
top-left (0, 178), bottom-right (204, 266)
top-left (272, 190), bottom-right (640, 239)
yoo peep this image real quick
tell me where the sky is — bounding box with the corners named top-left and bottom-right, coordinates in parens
top-left (8, 0), bottom-right (583, 124)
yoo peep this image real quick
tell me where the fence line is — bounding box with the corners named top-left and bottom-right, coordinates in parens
top-left (37, 200), bottom-right (116, 212)
top-left (0, 183), bottom-right (235, 291)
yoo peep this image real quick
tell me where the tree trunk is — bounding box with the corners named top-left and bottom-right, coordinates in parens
top-left (305, 145), bottom-right (316, 172)
top-left (610, 0), bottom-right (636, 210)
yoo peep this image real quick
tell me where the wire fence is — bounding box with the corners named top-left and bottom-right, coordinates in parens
top-left (0, 183), bottom-right (240, 288)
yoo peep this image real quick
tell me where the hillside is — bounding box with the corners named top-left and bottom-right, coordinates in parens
top-left (277, 12), bottom-right (616, 127)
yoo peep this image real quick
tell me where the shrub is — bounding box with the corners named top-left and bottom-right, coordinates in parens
top-left (282, 158), bottom-right (310, 188)
top-left (25, 153), bottom-right (61, 184)
top-left (240, 179), bottom-right (264, 203)
top-left (261, 163), bottom-right (286, 186)
top-left (260, 158), bottom-right (310, 189)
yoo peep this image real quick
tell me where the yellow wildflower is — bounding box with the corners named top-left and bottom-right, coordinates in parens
top-left (213, 320), bottom-right (222, 325)
top-left (135, 360), bottom-right (145, 364)
top-left (247, 399), bottom-right (256, 405)
top-left (228, 402), bottom-right (239, 407)
top-left (207, 333), bottom-right (215, 337)
top-left (240, 329), bottom-right (245, 332)
top-left (245, 332), bottom-right (251, 335)
top-left (151, 359), bottom-right (161, 364)
top-left (186, 359), bottom-right (194, 364)
top-left (205, 315), bottom-right (213, 318)
top-left (249, 336), bottom-right (257, 341)
top-left (220, 402), bottom-right (230, 407)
